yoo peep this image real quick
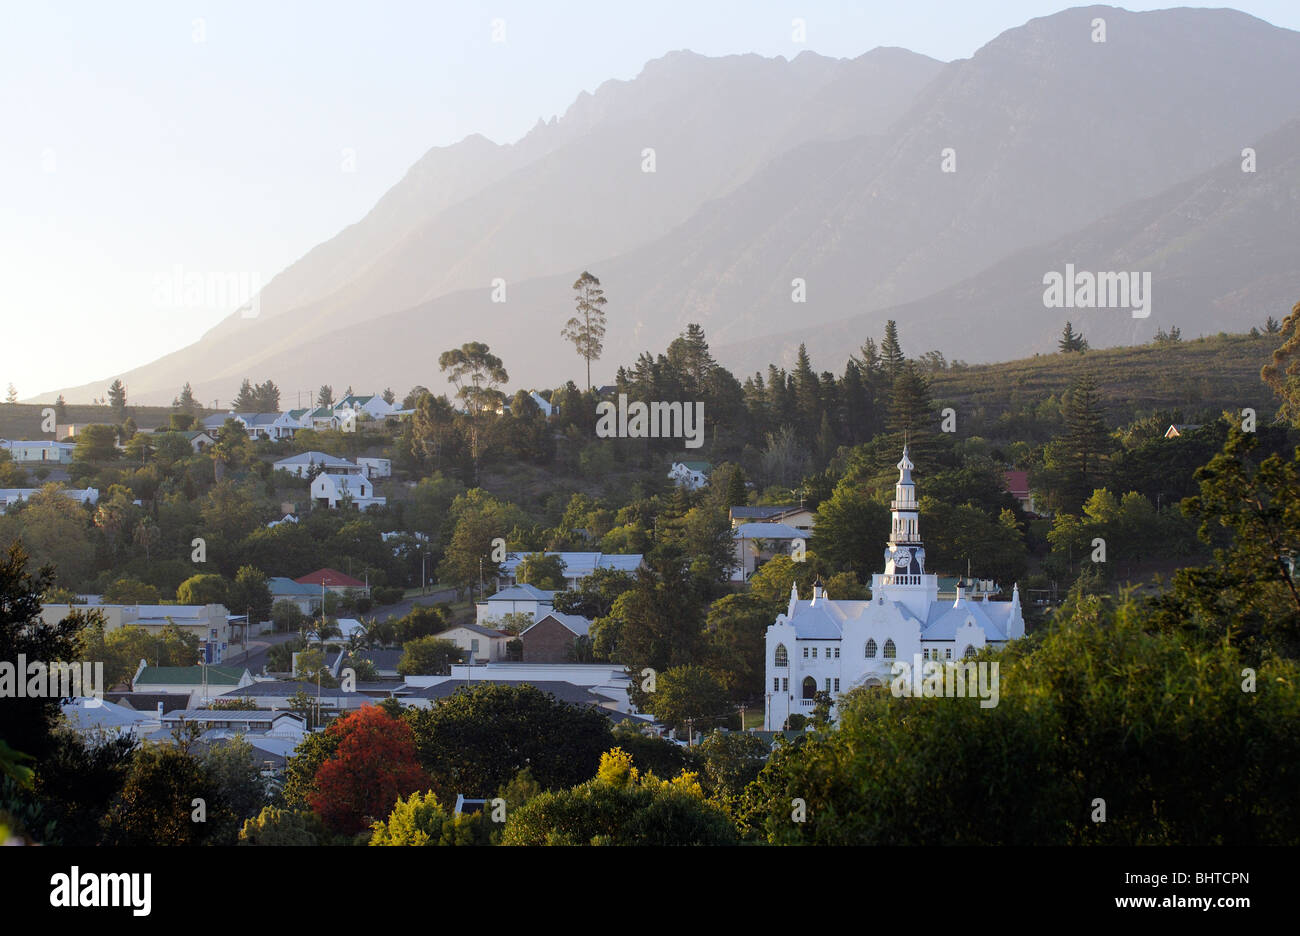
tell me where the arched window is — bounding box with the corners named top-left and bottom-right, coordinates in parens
top-left (801, 676), bottom-right (817, 700)
top-left (883, 639), bottom-right (897, 660)
top-left (963, 644), bottom-right (977, 659)
top-left (864, 639), bottom-right (877, 659)
top-left (774, 644), bottom-right (788, 667)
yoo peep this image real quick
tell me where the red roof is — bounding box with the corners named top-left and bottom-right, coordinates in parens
top-left (1003, 471), bottom-right (1030, 497)
top-left (294, 568), bottom-right (366, 588)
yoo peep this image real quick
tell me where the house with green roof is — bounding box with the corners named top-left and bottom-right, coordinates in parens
top-left (131, 664), bottom-right (254, 707)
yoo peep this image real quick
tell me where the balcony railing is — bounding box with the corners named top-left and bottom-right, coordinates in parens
top-left (880, 574), bottom-right (923, 585)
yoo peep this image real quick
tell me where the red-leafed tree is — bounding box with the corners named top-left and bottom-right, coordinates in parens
top-left (309, 705), bottom-right (429, 835)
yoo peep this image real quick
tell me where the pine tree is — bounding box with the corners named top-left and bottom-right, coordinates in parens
top-left (382, 388), bottom-right (396, 405)
top-left (881, 320), bottom-right (905, 377)
top-left (1265, 315), bottom-right (1282, 335)
top-left (792, 344), bottom-right (821, 437)
top-left (1262, 299), bottom-right (1300, 428)
top-left (174, 383), bottom-right (199, 415)
top-left (317, 385), bottom-right (334, 408)
top-left (54, 394), bottom-right (67, 422)
top-left (1058, 321), bottom-right (1088, 353)
top-left (725, 467), bottom-right (748, 508)
top-left (107, 379), bottom-right (127, 421)
top-left (1060, 373), bottom-right (1110, 503)
top-left (233, 378), bottom-right (256, 411)
top-left (4, 384), bottom-right (16, 404)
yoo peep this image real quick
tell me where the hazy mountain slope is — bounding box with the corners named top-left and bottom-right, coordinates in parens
top-left (47, 5), bottom-right (1300, 403)
top-left (718, 115), bottom-right (1300, 376)
top-left (61, 47), bottom-right (940, 405)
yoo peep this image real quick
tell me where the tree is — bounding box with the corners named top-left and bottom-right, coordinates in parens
top-left (562, 271), bottom-right (608, 390)
top-left (501, 747), bottom-right (735, 845)
top-left (0, 544), bottom-right (99, 765)
top-left (1261, 298), bottom-right (1300, 427)
top-left (317, 385), bottom-right (334, 408)
top-left (282, 730), bottom-right (340, 810)
top-left (177, 573), bottom-right (228, 606)
top-left (239, 806), bottom-right (325, 845)
top-left (72, 424), bottom-right (118, 461)
top-left (396, 636), bottom-right (462, 676)
top-left (309, 706), bottom-right (430, 835)
top-left (173, 382), bottom-right (200, 415)
top-left (552, 567), bottom-right (636, 619)
top-left (640, 664), bottom-right (731, 734)
top-left (880, 320), bottom-right (905, 377)
top-left (1058, 320), bottom-right (1089, 353)
top-left (53, 394), bottom-right (68, 422)
top-left (439, 342), bottom-right (508, 471)
top-left (382, 387), bottom-right (396, 405)
top-left (104, 745), bottom-right (230, 845)
top-left (199, 735), bottom-right (268, 834)
top-left (228, 566), bottom-right (273, 626)
top-left (513, 553), bottom-right (567, 590)
top-left (404, 684), bottom-right (614, 801)
top-left (694, 730), bottom-right (770, 804)
top-left (368, 789), bottom-right (491, 846)
top-left (103, 577), bottom-right (162, 604)
top-left (1049, 373), bottom-right (1112, 512)
top-left (107, 379), bottom-right (127, 420)
top-left (232, 378), bottom-right (257, 411)
top-left (4, 384), bottom-right (16, 405)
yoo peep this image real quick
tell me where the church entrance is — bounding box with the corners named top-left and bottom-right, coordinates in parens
top-left (801, 676), bottom-right (817, 700)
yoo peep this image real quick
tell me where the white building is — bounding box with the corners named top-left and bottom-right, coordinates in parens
top-left (0, 439), bottom-right (76, 463)
top-left (668, 460), bottom-right (710, 491)
top-left (273, 451), bottom-right (361, 478)
top-left (732, 522), bottom-right (806, 582)
top-left (0, 486), bottom-right (99, 513)
top-left (476, 583), bottom-right (555, 627)
top-left (763, 446), bottom-right (1025, 730)
top-left (357, 456), bottom-right (391, 479)
top-left (310, 472), bottom-right (386, 509)
top-left (498, 551), bottom-right (644, 589)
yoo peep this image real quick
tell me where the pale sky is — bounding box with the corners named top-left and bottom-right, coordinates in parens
top-left (2, 1), bottom-right (1297, 400)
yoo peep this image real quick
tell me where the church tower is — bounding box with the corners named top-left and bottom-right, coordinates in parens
top-left (883, 445), bottom-right (925, 581)
top-left (874, 444), bottom-right (938, 617)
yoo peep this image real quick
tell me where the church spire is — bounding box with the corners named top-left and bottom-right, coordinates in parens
top-left (883, 445), bottom-right (926, 581)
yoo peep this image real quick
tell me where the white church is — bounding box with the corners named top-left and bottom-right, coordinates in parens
top-left (763, 445), bottom-right (1025, 730)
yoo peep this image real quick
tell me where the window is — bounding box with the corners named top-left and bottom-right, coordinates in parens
top-left (773, 678), bottom-right (780, 691)
top-left (865, 639), bottom-right (877, 659)
top-left (824, 678), bottom-right (831, 692)
top-left (775, 644), bottom-right (788, 667)
top-left (945, 648), bottom-right (952, 660)
top-left (963, 644), bottom-right (977, 659)
top-left (834, 647), bottom-right (840, 659)
top-left (812, 647), bottom-right (818, 658)
top-left (803, 646), bottom-right (809, 658)
top-left (782, 678), bottom-right (789, 692)
top-left (883, 639), bottom-right (897, 660)
top-left (834, 679), bottom-right (840, 692)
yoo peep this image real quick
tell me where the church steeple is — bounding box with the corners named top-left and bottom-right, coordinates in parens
top-left (883, 445), bottom-right (926, 580)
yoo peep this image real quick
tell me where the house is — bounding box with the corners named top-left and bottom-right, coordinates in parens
top-left (266, 513), bottom-right (298, 528)
top-left (1164, 423), bottom-right (1204, 439)
top-left (0, 439), bottom-right (76, 464)
top-left (40, 602), bottom-right (234, 663)
top-left (416, 662), bottom-right (636, 713)
top-left (732, 522), bottom-right (807, 581)
top-left (311, 471), bottom-right (386, 509)
top-left (214, 679), bottom-right (392, 712)
top-left (61, 697), bottom-right (161, 741)
top-left (519, 612), bottom-right (592, 662)
top-left (498, 551), bottom-right (644, 589)
top-left (1002, 470), bottom-right (1041, 515)
top-left (335, 394), bottom-right (395, 421)
top-left (268, 577), bottom-right (323, 615)
top-left (273, 451), bottom-right (361, 478)
top-left (435, 623), bottom-right (512, 663)
top-left (0, 486), bottom-right (99, 513)
top-left (763, 447), bottom-right (1025, 730)
top-left (131, 665), bottom-right (254, 708)
top-left (356, 457), bottom-right (391, 479)
top-left (476, 583), bottom-right (555, 627)
top-left (729, 505), bottom-right (816, 533)
top-left (496, 390), bottom-right (555, 418)
top-left (669, 460), bottom-right (711, 491)
top-left (295, 568), bottom-right (369, 597)
top-left (309, 407), bottom-right (341, 431)
top-left (177, 430), bottom-right (216, 453)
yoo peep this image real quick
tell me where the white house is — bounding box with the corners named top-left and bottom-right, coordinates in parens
top-left (268, 577), bottom-right (323, 615)
top-left (0, 439), bottom-right (76, 464)
top-left (357, 457), bottom-right (391, 479)
top-left (436, 623), bottom-right (512, 663)
top-left (763, 446), bottom-right (1025, 730)
top-left (498, 551), bottom-right (644, 589)
top-left (310, 472), bottom-right (386, 509)
top-left (0, 486), bottom-right (99, 513)
top-left (273, 451), bottom-right (361, 478)
top-left (308, 407), bottom-right (340, 431)
top-left (476, 584), bottom-right (555, 627)
top-left (669, 460), bottom-right (710, 491)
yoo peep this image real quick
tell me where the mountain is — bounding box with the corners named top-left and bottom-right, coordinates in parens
top-left (720, 114), bottom-right (1300, 375)
top-left (46, 5), bottom-right (1300, 404)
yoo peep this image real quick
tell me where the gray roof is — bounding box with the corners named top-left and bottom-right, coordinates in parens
top-left (484, 584), bottom-right (555, 602)
top-left (730, 505), bottom-right (798, 520)
top-left (409, 679), bottom-right (604, 705)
